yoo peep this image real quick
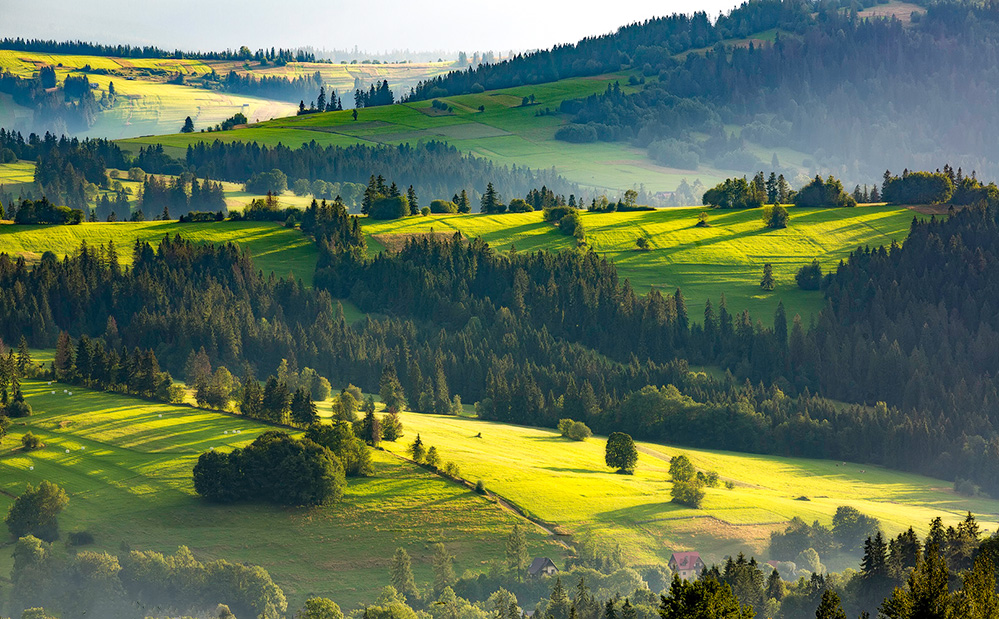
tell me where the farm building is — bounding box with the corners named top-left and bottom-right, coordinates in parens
top-left (668, 551), bottom-right (704, 580)
top-left (527, 557), bottom-right (558, 578)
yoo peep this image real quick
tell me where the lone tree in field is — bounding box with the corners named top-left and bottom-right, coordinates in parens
top-left (764, 203), bottom-right (789, 229)
top-left (409, 434), bottom-right (426, 463)
top-left (181, 116), bottom-right (195, 133)
top-left (760, 263), bottom-right (776, 291)
top-left (636, 236), bottom-right (650, 251)
top-left (5, 480), bottom-right (69, 541)
top-left (605, 432), bottom-right (638, 474)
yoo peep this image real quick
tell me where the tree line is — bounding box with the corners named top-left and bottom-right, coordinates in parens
top-left (0, 37), bottom-right (315, 62)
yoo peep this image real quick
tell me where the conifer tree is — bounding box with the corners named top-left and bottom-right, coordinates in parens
top-left (760, 263), bottom-right (776, 291)
top-left (815, 590), bottom-right (847, 619)
top-left (391, 547), bottom-right (419, 601)
top-left (409, 433), bottom-right (425, 462)
top-left (432, 542), bottom-right (456, 596)
top-left (506, 523), bottom-right (528, 579)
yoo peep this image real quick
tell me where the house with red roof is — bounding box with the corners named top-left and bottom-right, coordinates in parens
top-left (669, 551), bottom-right (704, 581)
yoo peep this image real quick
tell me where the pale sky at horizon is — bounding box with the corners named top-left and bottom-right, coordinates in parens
top-left (1, 0), bottom-right (742, 56)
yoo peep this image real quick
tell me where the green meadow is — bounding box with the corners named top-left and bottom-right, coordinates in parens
top-left (0, 50), bottom-right (453, 140)
top-left (360, 204), bottom-right (916, 321)
top-left (0, 220), bottom-right (318, 285)
top-left (121, 72), bottom-right (801, 195)
top-left (0, 381), bottom-right (561, 610)
top-left (381, 411), bottom-right (999, 573)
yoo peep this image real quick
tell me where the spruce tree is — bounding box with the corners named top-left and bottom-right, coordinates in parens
top-left (410, 433), bottom-right (425, 462)
top-left (814, 590), bottom-right (847, 619)
top-left (506, 523), bottom-right (528, 579)
top-left (548, 577), bottom-right (570, 619)
top-left (432, 542), bottom-right (456, 596)
top-left (407, 185), bottom-right (419, 215)
top-left (391, 547), bottom-right (419, 601)
top-left (760, 263), bottom-right (776, 291)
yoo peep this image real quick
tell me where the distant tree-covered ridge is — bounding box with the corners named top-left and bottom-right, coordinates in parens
top-left (0, 37), bottom-right (315, 62)
top-left (553, 3), bottom-right (999, 180)
top-left (404, 0), bottom-right (814, 101)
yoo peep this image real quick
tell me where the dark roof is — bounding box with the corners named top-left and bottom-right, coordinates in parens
top-left (528, 557), bottom-right (557, 575)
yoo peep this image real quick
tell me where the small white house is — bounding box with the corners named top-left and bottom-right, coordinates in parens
top-left (668, 552), bottom-right (704, 581)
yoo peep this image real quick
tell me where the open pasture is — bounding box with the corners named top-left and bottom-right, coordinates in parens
top-left (360, 204), bottom-right (915, 321)
top-left (382, 411), bottom-right (999, 572)
top-left (0, 381), bottom-right (560, 610)
top-left (120, 73), bottom-right (772, 195)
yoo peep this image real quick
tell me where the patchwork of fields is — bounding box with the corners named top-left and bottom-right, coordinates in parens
top-left (0, 202), bottom-right (915, 321)
top-left (2, 375), bottom-right (990, 611)
top-left (120, 72), bottom-right (807, 195)
top-left (380, 411), bottom-right (999, 573)
top-left (0, 50), bottom-right (452, 140)
top-left (0, 381), bottom-right (560, 610)
top-left (361, 205), bottom-right (916, 321)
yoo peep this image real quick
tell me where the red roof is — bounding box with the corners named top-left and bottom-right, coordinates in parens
top-left (670, 552), bottom-right (703, 569)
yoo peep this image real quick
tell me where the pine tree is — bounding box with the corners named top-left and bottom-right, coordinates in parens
top-left (506, 523), bottom-right (528, 579)
top-left (815, 590), bottom-right (847, 619)
top-left (432, 542), bottom-right (456, 596)
top-left (290, 387), bottom-right (318, 426)
top-left (481, 182), bottom-right (499, 214)
top-left (760, 263), bottom-right (776, 291)
top-left (407, 185), bottom-right (419, 215)
top-left (766, 569), bottom-right (784, 601)
top-left (548, 577), bottom-right (570, 619)
top-left (16, 336), bottom-right (31, 377)
top-left (54, 331), bottom-right (74, 380)
top-left (261, 376), bottom-right (289, 422)
top-left (410, 433), bottom-right (425, 462)
top-left (239, 373), bottom-right (263, 419)
top-left (361, 407), bottom-right (381, 447)
top-left (391, 547), bottom-right (419, 601)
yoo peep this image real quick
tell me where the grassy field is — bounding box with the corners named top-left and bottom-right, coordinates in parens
top-left (120, 72), bottom-right (803, 196)
top-left (0, 220), bottom-right (319, 285)
top-left (0, 199), bottom-right (913, 320)
top-left (0, 160), bottom-right (35, 195)
top-left (380, 411), bottom-right (999, 573)
top-left (0, 380), bottom-right (561, 610)
top-left (0, 50), bottom-right (454, 141)
top-left (0, 50), bottom-right (298, 139)
top-left (360, 205), bottom-right (915, 321)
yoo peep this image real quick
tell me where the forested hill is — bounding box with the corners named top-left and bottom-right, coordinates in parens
top-left (404, 0), bottom-right (814, 100)
top-left (406, 0), bottom-right (999, 182)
